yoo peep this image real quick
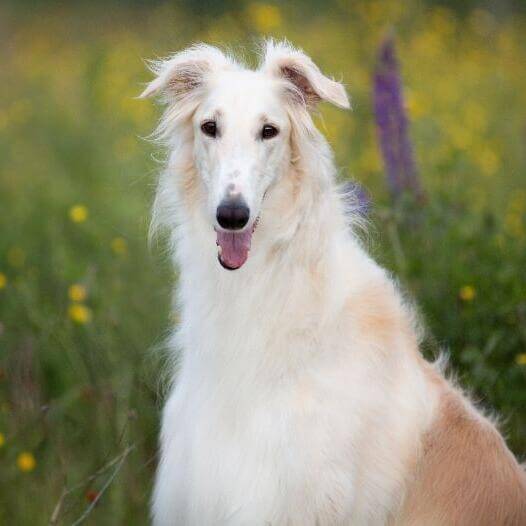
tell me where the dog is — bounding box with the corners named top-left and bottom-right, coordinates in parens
top-left (140, 40), bottom-right (526, 525)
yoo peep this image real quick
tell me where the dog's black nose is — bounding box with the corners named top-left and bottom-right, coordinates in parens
top-left (216, 197), bottom-right (250, 230)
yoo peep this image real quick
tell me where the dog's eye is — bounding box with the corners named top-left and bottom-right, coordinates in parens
top-left (261, 124), bottom-right (279, 140)
top-left (201, 121), bottom-right (217, 138)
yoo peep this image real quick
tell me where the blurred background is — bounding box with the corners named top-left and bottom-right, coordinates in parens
top-left (1, 0), bottom-right (525, 523)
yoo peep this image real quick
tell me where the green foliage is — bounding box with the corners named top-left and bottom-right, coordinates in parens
top-left (376, 197), bottom-right (526, 453)
top-left (0, 1), bottom-right (525, 523)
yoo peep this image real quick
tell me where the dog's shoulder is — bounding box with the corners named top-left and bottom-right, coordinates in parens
top-left (396, 383), bottom-right (526, 526)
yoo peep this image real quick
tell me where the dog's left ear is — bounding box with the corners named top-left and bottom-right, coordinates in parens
top-left (261, 40), bottom-right (350, 110)
top-left (139, 44), bottom-right (235, 101)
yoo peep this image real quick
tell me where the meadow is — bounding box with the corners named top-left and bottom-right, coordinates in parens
top-left (0, 1), bottom-right (525, 523)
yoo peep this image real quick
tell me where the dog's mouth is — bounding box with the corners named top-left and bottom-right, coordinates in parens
top-left (215, 218), bottom-right (259, 271)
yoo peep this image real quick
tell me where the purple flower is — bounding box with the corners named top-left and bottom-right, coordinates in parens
top-left (373, 36), bottom-right (423, 201)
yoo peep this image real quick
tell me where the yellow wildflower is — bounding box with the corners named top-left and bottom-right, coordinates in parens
top-left (450, 124), bottom-right (472, 151)
top-left (68, 284), bottom-right (87, 302)
top-left (69, 204), bottom-right (88, 223)
top-left (516, 354), bottom-right (526, 366)
top-left (463, 102), bottom-right (487, 132)
top-left (459, 285), bottom-right (476, 302)
top-left (247, 3), bottom-right (282, 32)
top-left (405, 90), bottom-right (426, 119)
top-left (17, 452), bottom-right (36, 472)
top-left (0, 272), bottom-right (6, 290)
top-left (68, 303), bottom-right (92, 324)
top-left (0, 432), bottom-right (5, 447)
top-left (111, 237), bottom-right (128, 256)
top-left (7, 247), bottom-right (26, 267)
top-left (477, 149), bottom-right (500, 176)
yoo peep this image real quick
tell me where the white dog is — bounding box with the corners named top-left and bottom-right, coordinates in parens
top-left (141, 40), bottom-right (526, 525)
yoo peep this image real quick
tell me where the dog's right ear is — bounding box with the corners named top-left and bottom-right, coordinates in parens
top-left (139, 44), bottom-right (234, 101)
top-left (261, 39), bottom-right (350, 110)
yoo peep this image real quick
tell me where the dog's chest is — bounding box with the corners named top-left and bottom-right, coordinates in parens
top-left (152, 329), bottom-right (414, 526)
top-left (161, 369), bottom-right (358, 525)
top-left (153, 291), bottom-right (410, 525)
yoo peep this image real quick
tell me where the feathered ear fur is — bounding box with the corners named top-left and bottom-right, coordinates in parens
top-left (139, 44), bottom-right (236, 101)
top-left (260, 40), bottom-right (350, 110)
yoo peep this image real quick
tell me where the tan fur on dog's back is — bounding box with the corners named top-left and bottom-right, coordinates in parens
top-left (396, 372), bottom-right (526, 526)
top-left (352, 280), bottom-right (526, 525)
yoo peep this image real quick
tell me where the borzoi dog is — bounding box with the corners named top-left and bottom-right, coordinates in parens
top-left (141, 40), bottom-right (526, 525)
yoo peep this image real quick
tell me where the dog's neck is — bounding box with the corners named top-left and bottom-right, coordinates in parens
top-left (165, 133), bottom-right (371, 384)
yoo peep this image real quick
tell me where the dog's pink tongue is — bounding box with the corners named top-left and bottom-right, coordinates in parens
top-left (216, 230), bottom-right (252, 270)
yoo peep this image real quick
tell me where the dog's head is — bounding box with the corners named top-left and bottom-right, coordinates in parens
top-left (141, 41), bottom-right (349, 270)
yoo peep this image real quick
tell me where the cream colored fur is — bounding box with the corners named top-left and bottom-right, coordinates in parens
top-left (141, 40), bottom-right (526, 526)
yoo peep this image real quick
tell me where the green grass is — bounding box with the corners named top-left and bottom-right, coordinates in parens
top-left (0, 1), bottom-right (525, 524)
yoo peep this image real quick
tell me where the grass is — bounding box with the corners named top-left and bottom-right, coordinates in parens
top-left (0, 1), bottom-right (525, 523)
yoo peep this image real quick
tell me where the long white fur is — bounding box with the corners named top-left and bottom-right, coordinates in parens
top-left (143, 40), bottom-right (440, 525)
